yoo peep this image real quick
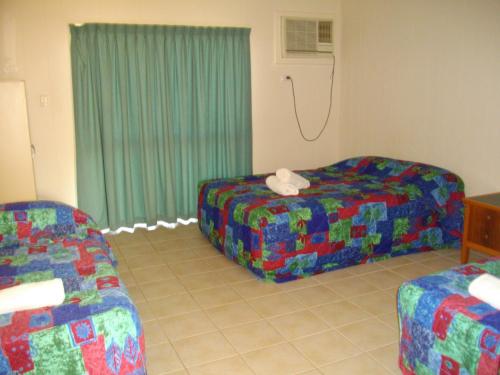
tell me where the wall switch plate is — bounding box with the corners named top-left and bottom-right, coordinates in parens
top-left (40, 95), bottom-right (49, 107)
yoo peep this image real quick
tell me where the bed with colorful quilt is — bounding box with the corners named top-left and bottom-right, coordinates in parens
top-left (198, 156), bottom-right (464, 282)
top-left (398, 257), bottom-right (500, 374)
top-left (0, 201), bottom-right (145, 374)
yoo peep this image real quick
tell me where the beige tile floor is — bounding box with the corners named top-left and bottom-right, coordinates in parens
top-left (107, 225), bottom-right (487, 375)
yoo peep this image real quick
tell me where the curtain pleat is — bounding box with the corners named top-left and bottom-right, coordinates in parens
top-left (71, 24), bottom-right (252, 229)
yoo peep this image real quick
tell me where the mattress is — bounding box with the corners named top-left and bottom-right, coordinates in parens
top-left (198, 156), bottom-right (464, 282)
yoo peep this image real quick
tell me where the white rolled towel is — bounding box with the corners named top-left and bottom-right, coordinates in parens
top-left (276, 168), bottom-right (310, 189)
top-left (0, 278), bottom-right (65, 315)
top-left (468, 273), bottom-right (500, 310)
top-left (266, 175), bottom-right (299, 196)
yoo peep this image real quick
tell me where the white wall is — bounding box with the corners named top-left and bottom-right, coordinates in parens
top-left (0, 81), bottom-right (37, 203)
top-left (0, 0), bottom-right (342, 206)
top-left (340, 0), bottom-right (500, 196)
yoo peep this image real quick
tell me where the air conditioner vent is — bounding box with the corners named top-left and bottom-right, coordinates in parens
top-left (281, 16), bottom-right (334, 59)
top-left (285, 19), bottom-right (317, 53)
top-left (318, 21), bottom-right (332, 44)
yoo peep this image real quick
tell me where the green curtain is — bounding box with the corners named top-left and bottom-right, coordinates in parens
top-left (71, 24), bottom-right (252, 230)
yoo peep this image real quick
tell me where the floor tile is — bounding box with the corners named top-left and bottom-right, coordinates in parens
top-left (378, 255), bottom-right (414, 268)
top-left (165, 369), bottom-right (188, 375)
top-left (120, 243), bottom-right (157, 259)
top-left (311, 300), bottom-right (371, 327)
top-left (391, 263), bottom-right (435, 280)
top-left (112, 251), bottom-right (126, 264)
top-left (348, 262), bottom-right (384, 275)
top-left (178, 272), bottom-right (227, 291)
top-left (349, 290), bottom-right (396, 316)
top-left (203, 257), bottom-right (237, 271)
top-left (222, 320), bottom-right (284, 353)
top-left (218, 267), bottom-right (257, 284)
top-left (247, 293), bottom-right (305, 318)
top-left (360, 270), bottom-right (406, 290)
top-left (144, 227), bottom-right (179, 243)
top-left (369, 342), bottom-right (400, 374)
top-left (126, 253), bottom-right (166, 270)
top-left (404, 251), bottom-right (440, 262)
top-left (287, 285), bottom-right (342, 307)
top-left (158, 310), bottom-right (217, 341)
top-left (149, 294), bottom-right (200, 318)
top-left (275, 277), bottom-right (320, 292)
top-left (337, 318), bottom-right (398, 351)
top-left (116, 261), bottom-right (130, 274)
top-left (132, 265), bottom-right (175, 284)
top-left (168, 258), bottom-right (213, 276)
top-left (172, 331), bottom-right (236, 368)
top-left (269, 310), bottom-right (329, 340)
top-left (320, 353), bottom-right (390, 375)
top-left (436, 248), bottom-right (459, 258)
top-left (140, 279), bottom-right (186, 300)
top-left (160, 249), bottom-right (205, 264)
top-left (323, 276), bottom-right (379, 297)
top-left (143, 320), bottom-right (168, 346)
top-left (146, 342), bottom-right (184, 375)
top-left (127, 285), bottom-right (146, 303)
top-left (314, 268), bottom-right (355, 283)
top-left (173, 224), bottom-right (203, 238)
top-left (243, 343), bottom-right (313, 375)
top-left (169, 257), bottom-right (232, 277)
top-left (420, 257), bottom-right (460, 272)
top-left (188, 356), bottom-right (254, 375)
top-left (292, 329), bottom-right (360, 366)
top-left (113, 231), bottom-right (149, 247)
top-left (191, 286), bottom-right (242, 309)
top-left (118, 270), bottom-right (137, 287)
top-left (231, 280), bottom-right (282, 299)
top-left (153, 237), bottom-right (210, 252)
top-left (135, 301), bottom-right (155, 322)
top-left (377, 311), bottom-right (400, 331)
top-left (192, 245), bottom-right (222, 259)
top-left (205, 301), bottom-right (261, 329)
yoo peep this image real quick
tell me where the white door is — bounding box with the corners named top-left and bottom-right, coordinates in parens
top-left (0, 81), bottom-right (36, 204)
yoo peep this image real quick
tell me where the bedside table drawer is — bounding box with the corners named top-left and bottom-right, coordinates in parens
top-left (468, 205), bottom-right (500, 249)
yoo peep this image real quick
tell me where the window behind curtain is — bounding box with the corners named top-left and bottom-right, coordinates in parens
top-left (70, 23), bottom-right (252, 230)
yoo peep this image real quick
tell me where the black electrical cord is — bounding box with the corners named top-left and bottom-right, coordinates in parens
top-left (286, 54), bottom-right (336, 142)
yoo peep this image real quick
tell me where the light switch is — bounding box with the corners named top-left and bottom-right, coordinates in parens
top-left (40, 95), bottom-right (49, 107)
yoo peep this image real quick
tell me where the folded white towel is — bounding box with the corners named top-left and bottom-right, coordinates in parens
top-left (0, 278), bottom-right (65, 315)
top-left (276, 168), bottom-right (310, 189)
top-left (266, 175), bottom-right (299, 196)
top-left (468, 273), bottom-right (500, 310)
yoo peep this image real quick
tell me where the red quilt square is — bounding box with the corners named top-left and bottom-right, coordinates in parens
top-left (16, 222), bottom-right (32, 240)
top-left (96, 276), bottom-right (120, 290)
top-left (14, 212), bottom-right (27, 222)
top-left (70, 319), bottom-right (96, 346)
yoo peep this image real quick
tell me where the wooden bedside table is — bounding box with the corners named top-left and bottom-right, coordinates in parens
top-left (461, 192), bottom-right (500, 263)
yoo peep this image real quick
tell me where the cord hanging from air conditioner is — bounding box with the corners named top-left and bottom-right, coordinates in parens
top-left (285, 54), bottom-right (336, 142)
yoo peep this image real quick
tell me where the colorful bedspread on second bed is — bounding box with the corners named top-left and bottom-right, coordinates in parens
top-left (0, 201), bottom-right (145, 374)
top-left (398, 258), bottom-right (500, 374)
top-left (198, 156), bottom-right (464, 282)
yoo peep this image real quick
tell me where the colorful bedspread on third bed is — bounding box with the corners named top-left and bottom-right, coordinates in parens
top-left (198, 156), bottom-right (464, 282)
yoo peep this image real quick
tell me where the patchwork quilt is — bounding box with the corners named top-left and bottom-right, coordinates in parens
top-left (0, 201), bottom-right (145, 374)
top-left (198, 156), bottom-right (464, 282)
top-left (398, 258), bottom-right (500, 374)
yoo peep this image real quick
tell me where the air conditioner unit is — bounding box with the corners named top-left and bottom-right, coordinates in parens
top-left (281, 16), bottom-right (334, 59)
